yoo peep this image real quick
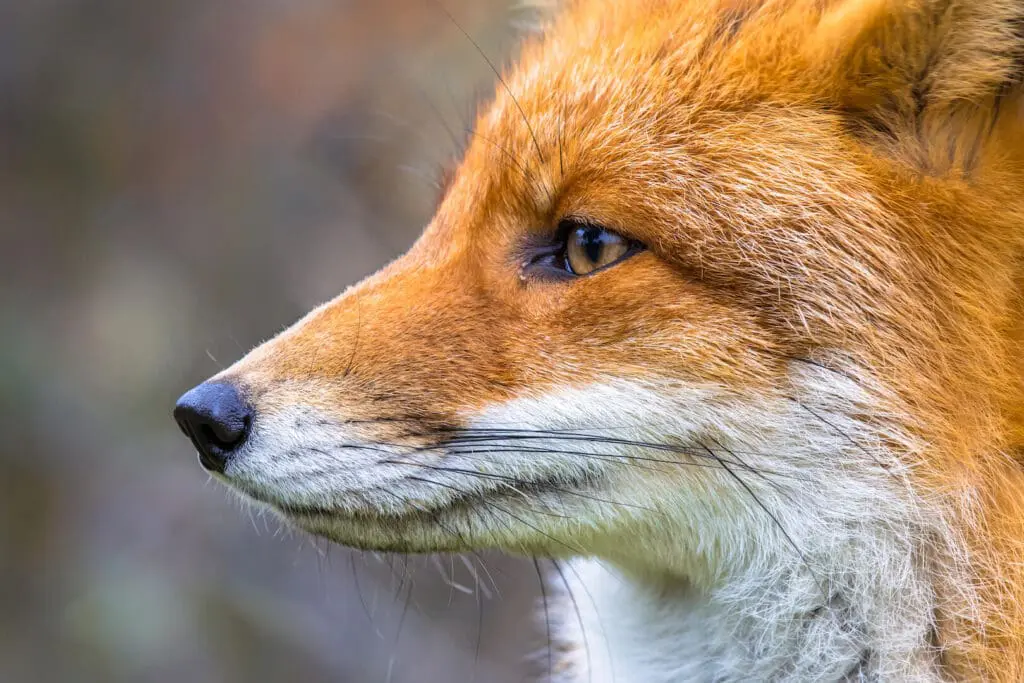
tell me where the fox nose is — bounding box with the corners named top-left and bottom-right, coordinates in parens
top-left (173, 382), bottom-right (252, 473)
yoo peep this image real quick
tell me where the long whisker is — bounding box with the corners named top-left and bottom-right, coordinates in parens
top-left (279, 438), bottom-right (809, 498)
top-left (338, 421), bottom-right (807, 472)
top-left (384, 459), bottom-right (656, 513)
top-left (703, 436), bottom-right (795, 501)
top-left (289, 441), bottom-right (804, 487)
top-left (409, 427), bottom-right (820, 470)
top-left (402, 471), bottom-right (573, 520)
top-left (461, 127), bottom-right (550, 212)
top-left (350, 553), bottom-right (384, 639)
top-left (533, 557), bottom-right (554, 682)
top-left (471, 574), bottom-right (484, 683)
top-left (431, 0), bottom-right (545, 164)
top-left (406, 474), bottom-right (587, 554)
top-left (548, 558), bottom-right (593, 683)
top-left (792, 399), bottom-right (905, 487)
top-left (441, 442), bottom-right (811, 483)
top-left (403, 451), bottom-right (658, 511)
top-left (407, 73), bottom-right (465, 158)
top-left (385, 579), bottom-right (415, 683)
top-left (699, 444), bottom-right (826, 597)
top-left (429, 0), bottom-right (552, 196)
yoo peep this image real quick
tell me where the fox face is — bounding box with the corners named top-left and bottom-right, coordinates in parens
top-left (175, 0), bottom-right (1024, 679)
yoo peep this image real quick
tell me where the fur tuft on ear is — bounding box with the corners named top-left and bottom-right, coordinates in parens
top-left (807, 0), bottom-right (1024, 173)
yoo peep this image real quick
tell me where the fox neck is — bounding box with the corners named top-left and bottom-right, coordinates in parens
top-left (536, 362), bottom-right (966, 683)
top-left (549, 553), bottom-right (944, 683)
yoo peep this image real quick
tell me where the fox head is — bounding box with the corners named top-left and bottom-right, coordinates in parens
top-left (175, 0), bottom-right (1024, 677)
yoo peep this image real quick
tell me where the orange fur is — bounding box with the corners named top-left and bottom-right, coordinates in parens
top-left (213, 0), bottom-right (1024, 677)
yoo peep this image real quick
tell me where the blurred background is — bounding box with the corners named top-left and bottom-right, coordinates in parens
top-left (0, 1), bottom-right (550, 681)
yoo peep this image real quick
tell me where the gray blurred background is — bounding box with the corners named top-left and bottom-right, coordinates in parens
top-left (0, 2), bottom-right (550, 681)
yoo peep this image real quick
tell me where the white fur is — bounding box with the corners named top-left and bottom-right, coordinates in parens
top-left (471, 367), bottom-right (962, 682)
top-left (221, 360), bottom-right (969, 682)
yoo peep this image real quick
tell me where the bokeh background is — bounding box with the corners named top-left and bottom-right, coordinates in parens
top-left (1, 2), bottom-right (551, 681)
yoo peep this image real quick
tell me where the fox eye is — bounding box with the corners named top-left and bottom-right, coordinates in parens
top-left (562, 222), bottom-right (635, 276)
top-left (520, 220), bottom-right (642, 281)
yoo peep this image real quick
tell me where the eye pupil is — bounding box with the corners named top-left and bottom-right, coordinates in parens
top-left (582, 227), bottom-right (603, 264)
top-left (562, 221), bottom-right (634, 276)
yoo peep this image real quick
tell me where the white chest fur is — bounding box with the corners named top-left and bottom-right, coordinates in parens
top-left (544, 556), bottom-right (944, 683)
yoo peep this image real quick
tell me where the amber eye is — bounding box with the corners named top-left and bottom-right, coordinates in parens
top-left (564, 224), bottom-right (634, 275)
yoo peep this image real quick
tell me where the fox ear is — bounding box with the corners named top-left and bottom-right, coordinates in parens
top-left (807, 0), bottom-right (1024, 171)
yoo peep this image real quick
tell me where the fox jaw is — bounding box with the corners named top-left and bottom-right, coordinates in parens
top-left (174, 0), bottom-right (1024, 681)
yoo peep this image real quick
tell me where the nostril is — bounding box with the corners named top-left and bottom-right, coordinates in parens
top-left (200, 420), bottom-right (247, 451)
top-left (173, 381), bottom-right (253, 473)
top-left (175, 416), bottom-right (198, 442)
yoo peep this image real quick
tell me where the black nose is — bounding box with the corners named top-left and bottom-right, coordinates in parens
top-left (173, 382), bottom-right (252, 473)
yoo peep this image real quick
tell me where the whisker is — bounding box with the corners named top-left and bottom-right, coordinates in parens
top-left (548, 558), bottom-right (593, 683)
top-left (403, 472), bottom-right (573, 521)
top-left (406, 452), bottom-right (659, 511)
top-left (430, 0), bottom-right (553, 200)
top-left (699, 444), bottom-right (826, 597)
top-left (442, 442), bottom-right (811, 484)
top-left (296, 441), bottom-right (710, 479)
top-left (793, 399), bottom-right (904, 486)
top-left (204, 348), bottom-right (222, 368)
top-left (472, 573), bottom-right (484, 683)
top-left (385, 579), bottom-right (414, 683)
top-left (461, 554), bottom-right (497, 599)
top-left (406, 474), bottom-right (587, 554)
top-left (301, 430), bottom-right (813, 489)
top-left (462, 127), bottom-right (538, 188)
top-left (387, 459), bottom-right (656, 514)
top-left (703, 436), bottom-right (796, 501)
top-left (417, 428), bottom-right (821, 471)
top-left (533, 557), bottom-right (554, 682)
top-left (564, 558), bottom-right (620, 683)
top-left (407, 72), bottom-right (465, 158)
top-left (350, 553), bottom-right (384, 639)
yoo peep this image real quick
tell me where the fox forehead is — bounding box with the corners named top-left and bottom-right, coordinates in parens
top-left (448, 0), bottom-right (887, 274)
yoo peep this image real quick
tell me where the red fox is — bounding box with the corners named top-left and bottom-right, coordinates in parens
top-left (174, 0), bottom-right (1024, 680)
